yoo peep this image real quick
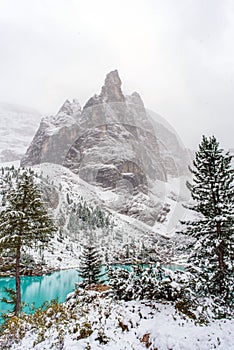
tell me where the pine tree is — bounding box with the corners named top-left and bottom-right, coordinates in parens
top-left (79, 235), bottom-right (104, 287)
top-left (182, 136), bottom-right (234, 305)
top-left (0, 167), bottom-right (57, 314)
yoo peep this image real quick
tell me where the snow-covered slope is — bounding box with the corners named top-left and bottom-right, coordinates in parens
top-left (24, 162), bottom-right (192, 270)
top-left (0, 159), bottom-right (192, 273)
top-left (2, 294), bottom-right (233, 350)
top-left (0, 103), bottom-right (41, 162)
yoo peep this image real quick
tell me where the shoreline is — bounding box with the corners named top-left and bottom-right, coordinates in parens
top-left (0, 261), bottom-right (185, 279)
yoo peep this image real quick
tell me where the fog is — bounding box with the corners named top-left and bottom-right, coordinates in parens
top-left (0, 0), bottom-right (233, 150)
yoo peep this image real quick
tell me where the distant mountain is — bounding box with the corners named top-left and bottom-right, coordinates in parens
top-left (0, 103), bottom-right (41, 162)
top-left (21, 70), bottom-right (192, 226)
top-left (22, 70), bottom-right (191, 180)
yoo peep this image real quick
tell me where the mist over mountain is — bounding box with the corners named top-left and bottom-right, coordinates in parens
top-left (0, 103), bottom-right (41, 162)
top-left (21, 70), bottom-right (191, 180)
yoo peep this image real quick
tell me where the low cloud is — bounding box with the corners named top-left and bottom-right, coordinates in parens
top-left (0, 0), bottom-right (233, 150)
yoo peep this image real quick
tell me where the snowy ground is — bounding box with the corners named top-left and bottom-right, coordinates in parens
top-left (31, 232), bottom-right (81, 271)
top-left (2, 293), bottom-right (233, 350)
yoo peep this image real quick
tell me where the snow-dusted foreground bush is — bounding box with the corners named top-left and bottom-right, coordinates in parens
top-left (0, 287), bottom-right (233, 350)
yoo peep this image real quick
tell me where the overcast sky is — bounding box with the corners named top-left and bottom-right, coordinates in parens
top-left (0, 0), bottom-right (233, 150)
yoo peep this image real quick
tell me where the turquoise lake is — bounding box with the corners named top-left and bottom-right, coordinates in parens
top-left (0, 264), bottom-right (184, 325)
top-left (0, 269), bottom-right (81, 325)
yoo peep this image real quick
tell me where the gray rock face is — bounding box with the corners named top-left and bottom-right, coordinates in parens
top-left (64, 122), bottom-right (165, 192)
top-left (100, 69), bottom-right (125, 103)
top-left (21, 99), bottom-right (81, 166)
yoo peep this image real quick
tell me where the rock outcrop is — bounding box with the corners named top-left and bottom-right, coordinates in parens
top-left (21, 99), bottom-right (81, 166)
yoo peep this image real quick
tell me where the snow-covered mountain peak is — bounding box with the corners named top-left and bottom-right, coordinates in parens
top-left (41, 98), bottom-right (81, 136)
top-left (84, 70), bottom-right (125, 108)
top-left (126, 91), bottom-right (145, 107)
top-left (20, 71), bottom-right (192, 225)
top-left (57, 98), bottom-right (81, 116)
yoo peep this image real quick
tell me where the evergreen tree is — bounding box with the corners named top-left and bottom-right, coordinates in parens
top-left (0, 167), bottom-right (57, 314)
top-left (108, 264), bottom-right (186, 302)
top-left (182, 136), bottom-right (234, 304)
top-left (72, 200), bottom-right (112, 231)
top-left (79, 235), bottom-right (104, 286)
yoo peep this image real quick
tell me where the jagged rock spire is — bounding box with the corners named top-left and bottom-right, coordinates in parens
top-left (100, 70), bottom-right (125, 103)
top-left (84, 70), bottom-right (126, 109)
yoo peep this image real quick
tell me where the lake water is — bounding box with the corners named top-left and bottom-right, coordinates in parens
top-left (0, 269), bottom-right (81, 325)
top-left (0, 264), bottom-right (184, 325)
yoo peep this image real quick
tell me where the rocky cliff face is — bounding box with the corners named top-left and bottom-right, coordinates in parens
top-left (21, 99), bottom-right (81, 166)
top-left (63, 123), bottom-right (165, 194)
top-left (21, 70), bottom-right (190, 225)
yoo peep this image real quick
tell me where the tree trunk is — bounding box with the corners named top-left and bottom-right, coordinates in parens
top-left (15, 243), bottom-right (21, 315)
top-left (217, 221), bottom-right (225, 294)
top-left (212, 180), bottom-right (225, 295)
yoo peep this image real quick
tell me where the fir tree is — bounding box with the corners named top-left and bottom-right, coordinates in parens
top-left (79, 235), bottom-right (104, 287)
top-left (182, 136), bottom-right (234, 304)
top-left (0, 167), bottom-right (57, 314)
